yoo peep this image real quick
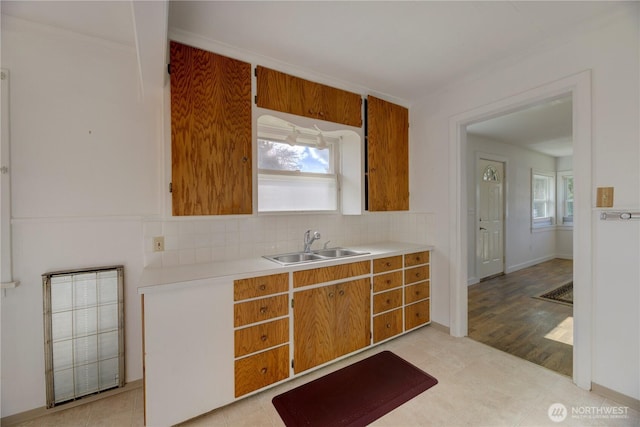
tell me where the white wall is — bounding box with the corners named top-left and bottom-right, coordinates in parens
top-left (466, 134), bottom-right (560, 284)
top-left (1, 16), bottom-right (160, 416)
top-left (410, 6), bottom-right (639, 399)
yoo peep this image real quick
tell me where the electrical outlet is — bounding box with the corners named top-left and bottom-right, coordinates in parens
top-left (153, 236), bottom-right (165, 252)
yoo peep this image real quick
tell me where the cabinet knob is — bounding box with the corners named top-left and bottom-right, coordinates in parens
top-left (259, 284), bottom-right (266, 291)
top-left (386, 323), bottom-right (391, 328)
top-left (386, 299), bottom-right (391, 304)
top-left (319, 111), bottom-right (324, 117)
top-left (242, 156), bottom-right (248, 163)
top-left (259, 306), bottom-right (268, 314)
top-left (260, 367), bottom-right (268, 374)
top-left (339, 290), bottom-right (345, 296)
top-left (261, 335), bottom-right (268, 342)
top-left (415, 291), bottom-right (421, 296)
top-left (328, 292), bottom-right (335, 298)
top-left (386, 279), bottom-right (391, 285)
top-left (415, 272), bottom-right (421, 278)
top-left (385, 262), bottom-right (391, 267)
top-left (308, 109), bottom-right (314, 114)
top-left (416, 313), bottom-right (421, 318)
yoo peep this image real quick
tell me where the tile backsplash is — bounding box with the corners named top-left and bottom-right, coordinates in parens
top-left (143, 212), bottom-right (434, 268)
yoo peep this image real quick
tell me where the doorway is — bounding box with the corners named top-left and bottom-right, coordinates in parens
top-left (465, 98), bottom-right (574, 376)
top-left (447, 70), bottom-right (592, 390)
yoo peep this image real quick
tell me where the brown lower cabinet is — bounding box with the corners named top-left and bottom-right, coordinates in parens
top-left (405, 299), bottom-right (430, 330)
top-left (234, 345), bottom-right (289, 397)
top-left (293, 278), bottom-right (370, 373)
top-left (373, 308), bottom-right (403, 343)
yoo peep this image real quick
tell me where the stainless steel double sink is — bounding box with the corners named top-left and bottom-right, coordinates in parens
top-left (263, 248), bottom-right (369, 265)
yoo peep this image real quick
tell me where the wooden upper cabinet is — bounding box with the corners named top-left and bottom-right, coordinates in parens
top-left (366, 96), bottom-right (409, 211)
top-left (256, 66), bottom-right (362, 127)
top-left (170, 41), bottom-right (252, 215)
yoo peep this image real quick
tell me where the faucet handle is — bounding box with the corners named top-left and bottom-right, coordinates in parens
top-left (323, 240), bottom-right (331, 249)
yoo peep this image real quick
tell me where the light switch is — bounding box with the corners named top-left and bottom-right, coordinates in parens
top-left (153, 236), bottom-right (165, 252)
top-left (596, 187), bottom-right (614, 208)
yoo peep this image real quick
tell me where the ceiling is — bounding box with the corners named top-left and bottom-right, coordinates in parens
top-left (467, 95), bottom-right (573, 157)
top-left (167, 1), bottom-right (626, 103)
top-left (2, 1), bottom-right (625, 155)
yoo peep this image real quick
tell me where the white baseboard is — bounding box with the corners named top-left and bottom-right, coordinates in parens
top-left (505, 255), bottom-right (556, 274)
top-left (592, 382), bottom-right (640, 411)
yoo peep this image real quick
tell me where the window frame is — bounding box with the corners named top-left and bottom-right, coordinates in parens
top-left (557, 171), bottom-right (574, 227)
top-left (531, 169), bottom-right (555, 230)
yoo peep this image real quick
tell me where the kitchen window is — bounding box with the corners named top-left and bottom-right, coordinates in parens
top-left (257, 124), bottom-right (339, 213)
top-left (532, 170), bottom-right (555, 229)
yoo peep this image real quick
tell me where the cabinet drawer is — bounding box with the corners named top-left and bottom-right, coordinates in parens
top-left (235, 345), bottom-right (289, 397)
top-left (293, 260), bottom-right (370, 288)
top-left (234, 295), bottom-right (288, 327)
top-left (373, 289), bottom-right (403, 314)
top-left (405, 281), bottom-right (430, 305)
top-left (234, 318), bottom-right (289, 358)
top-left (404, 265), bottom-right (429, 285)
top-left (372, 271), bottom-right (403, 293)
top-left (405, 300), bottom-right (430, 330)
top-left (372, 256), bottom-right (402, 274)
top-left (405, 251), bottom-right (429, 267)
top-left (373, 309), bottom-right (403, 343)
top-left (234, 273), bottom-right (288, 301)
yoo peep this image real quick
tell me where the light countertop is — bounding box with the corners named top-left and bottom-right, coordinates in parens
top-left (138, 241), bottom-right (433, 294)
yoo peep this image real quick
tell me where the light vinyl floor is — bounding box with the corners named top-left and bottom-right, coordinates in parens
top-left (10, 326), bottom-right (638, 427)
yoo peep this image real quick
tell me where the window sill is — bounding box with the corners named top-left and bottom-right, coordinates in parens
top-left (531, 225), bottom-right (556, 233)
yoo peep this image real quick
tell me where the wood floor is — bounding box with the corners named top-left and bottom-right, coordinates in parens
top-left (468, 258), bottom-right (573, 377)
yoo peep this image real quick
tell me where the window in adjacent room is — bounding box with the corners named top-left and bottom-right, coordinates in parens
top-left (257, 116), bottom-right (339, 212)
top-left (558, 171), bottom-right (574, 225)
top-left (532, 170), bottom-right (555, 228)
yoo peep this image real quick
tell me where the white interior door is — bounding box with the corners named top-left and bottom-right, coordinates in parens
top-left (477, 158), bottom-right (504, 279)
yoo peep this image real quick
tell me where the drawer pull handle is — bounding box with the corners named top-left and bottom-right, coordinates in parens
top-left (416, 313), bottom-right (421, 317)
top-left (415, 257), bottom-right (421, 262)
top-left (386, 299), bottom-right (391, 304)
top-left (259, 284), bottom-right (266, 291)
top-left (386, 280), bottom-right (392, 284)
top-left (261, 335), bottom-right (268, 342)
top-left (386, 323), bottom-right (391, 328)
top-left (415, 273), bottom-right (421, 278)
top-left (260, 306), bottom-right (268, 314)
top-left (415, 291), bottom-right (421, 296)
top-left (329, 292), bottom-right (335, 298)
top-left (339, 290), bottom-right (345, 296)
top-left (260, 367), bottom-right (268, 374)
top-left (385, 262), bottom-right (391, 267)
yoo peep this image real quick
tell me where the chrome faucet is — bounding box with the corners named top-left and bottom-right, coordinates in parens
top-left (303, 230), bottom-right (321, 253)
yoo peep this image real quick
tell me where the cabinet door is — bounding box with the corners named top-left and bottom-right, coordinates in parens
top-left (367, 96), bottom-right (409, 211)
top-left (170, 41), bottom-right (252, 215)
top-left (293, 286), bottom-right (336, 373)
top-left (256, 66), bottom-right (362, 127)
top-left (255, 65), bottom-right (292, 112)
top-left (335, 278), bottom-right (371, 358)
